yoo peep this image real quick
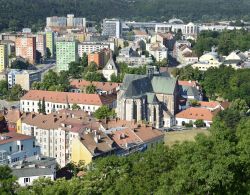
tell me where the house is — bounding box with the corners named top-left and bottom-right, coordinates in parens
top-left (117, 69), bottom-right (178, 128)
top-left (146, 42), bottom-right (168, 62)
top-left (223, 50), bottom-right (247, 69)
top-left (192, 50), bottom-right (222, 71)
top-left (102, 57), bottom-right (118, 81)
top-left (175, 107), bottom-right (220, 127)
top-left (71, 129), bottom-right (115, 165)
top-left (20, 90), bottom-right (117, 114)
top-left (70, 79), bottom-right (121, 95)
top-left (12, 167), bottom-right (54, 186)
top-left (100, 119), bottom-right (164, 156)
top-left (0, 132), bottom-right (40, 166)
top-left (2, 108), bottom-right (21, 132)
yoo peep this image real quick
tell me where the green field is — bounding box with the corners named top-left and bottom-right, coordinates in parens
top-left (164, 129), bottom-right (210, 147)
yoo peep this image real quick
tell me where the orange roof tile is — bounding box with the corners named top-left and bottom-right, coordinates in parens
top-left (21, 90), bottom-right (116, 106)
top-left (176, 107), bottom-right (219, 121)
top-left (0, 132), bottom-right (33, 145)
top-left (178, 80), bottom-right (197, 87)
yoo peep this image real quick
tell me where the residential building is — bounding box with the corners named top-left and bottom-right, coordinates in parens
top-left (70, 79), bottom-right (121, 95)
top-left (88, 49), bottom-right (111, 68)
top-left (8, 69), bottom-right (41, 90)
top-left (36, 33), bottom-right (46, 58)
top-left (223, 50), bottom-right (248, 69)
top-left (56, 40), bottom-right (78, 71)
top-left (102, 57), bottom-right (118, 81)
top-left (0, 44), bottom-right (8, 72)
top-left (20, 90), bottom-right (117, 114)
top-left (12, 167), bottom-right (54, 186)
top-left (45, 31), bottom-right (55, 58)
top-left (146, 42), bottom-right (168, 62)
top-left (102, 19), bottom-right (122, 38)
top-left (46, 14), bottom-right (86, 30)
top-left (0, 132), bottom-right (40, 166)
top-left (2, 108), bottom-right (21, 132)
top-left (0, 40), bottom-right (15, 57)
top-left (78, 42), bottom-right (113, 57)
top-left (18, 110), bottom-right (99, 167)
top-left (192, 50), bottom-right (222, 71)
top-left (15, 36), bottom-right (36, 64)
top-left (116, 55), bottom-right (153, 67)
top-left (117, 70), bottom-right (178, 128)
top-left (100, 119), bottom-right (164, 156)
top-left (71, 129), bottom-right (115, 165)
top-left (175, 107), bottom-right (220, 127)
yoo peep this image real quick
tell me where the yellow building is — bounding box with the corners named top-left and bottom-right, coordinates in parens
top-left (46, 31), bottom-right (55, 58)
top-left (0, 44), bottom-right (8, 72)
top-left (71, 131), bottom-right (114, 165)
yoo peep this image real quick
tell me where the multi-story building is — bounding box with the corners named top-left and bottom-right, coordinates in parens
top-left (15, 36), bottom-right (36, 64)
top-left (0, 132), bottom-right (40, 166)
top-left (18, 110), bottom-right (99, 167)
top-left (45, 31), bottom-right (55, 58)
top-left (88, 49), bottom-right (111, 68)
top-left (102, 19), bottom-right (122, 38)
top-left (46, 14), bottom-right (86, 30)
top-left (116, 55), bottom-right (153, 67)
top-left (146, 42), bottom-right (168, 62)
top-left (117, 70), bottom-right (178, 128)
top-left (56, 40), bottom-right (78, 71)
top-left (36, 33), bottom-right (46, 58)
top-left (0, 44), bottom-right (8, 72)
top-left (78, 42), bottom-right (113, 57)
top-left (8, 69), bottom-right (41, 90)
top-left (20, 90), bottom-right (117, 114)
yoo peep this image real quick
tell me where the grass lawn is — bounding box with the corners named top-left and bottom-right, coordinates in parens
top-left (164, 128), bottom-right (210, 147)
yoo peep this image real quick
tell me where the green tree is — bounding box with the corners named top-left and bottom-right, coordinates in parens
top-left (72, 103), bottom-right (81, 110)
top-left (8, 84), bottom-right (23, 101)
top-left (46, 47), bottom-right (51, 59)
top-left (68, 62), bottom-right (83, 79)
top-left (86, 84), bottom-right (96, 94)
top-left (41, 97), bottom-right (46, 114)
top-left (11, 60), bottom-right (29, 70)
top-left (94, 105), bottom-right (114, 120)
top-left (230, 99), bottom-right (249, 115)
top-left (0, 166), bottom-right (18, 195)
top-left (194, 119), bottom-right (205, 127)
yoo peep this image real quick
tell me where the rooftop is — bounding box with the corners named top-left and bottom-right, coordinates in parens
top-left (21, 90), bottom-right (116, 106)
top-left (0, 132), bottom-right (34, 145)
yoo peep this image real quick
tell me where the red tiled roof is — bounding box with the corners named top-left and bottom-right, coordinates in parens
top-left (199, 101), bottom-right (220, 109)
top-left (176, 107), bottom-right (219, 121)
top-left (178, 80), bottom-right (197, 87)
top-left (21, 90), bottom-right (116, 106)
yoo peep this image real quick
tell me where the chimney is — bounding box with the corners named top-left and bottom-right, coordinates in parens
top-left (94, 136), bottom-right (98, 143)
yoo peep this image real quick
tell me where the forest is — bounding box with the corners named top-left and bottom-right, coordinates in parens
top-left (1, 0), bottom-right (250, 32)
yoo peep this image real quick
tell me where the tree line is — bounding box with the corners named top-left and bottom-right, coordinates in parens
top-left (1, 0), bottom-right (250, 32)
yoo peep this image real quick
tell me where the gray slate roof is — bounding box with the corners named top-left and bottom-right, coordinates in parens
top-left (179, 85), bottom-right (199, 97)
top-left (122, 74), bottom-right (176, 98)
top-left (12, 168), bottom-right (53, 178)
top-left (103, 57), bottom-right (118, 71)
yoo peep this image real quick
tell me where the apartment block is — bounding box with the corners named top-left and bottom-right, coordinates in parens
top-left (36, 33), bottom-right (46, 57)
top-left (15, 36), bottom-right (36, 64)
top-left (56, 40), bottom-right (78, 71)
top-left (78, 42), bottom-right (112, 57)
top-left (102, 19), bottom-right (122, 38)
top-left (0, 44), bottom-right (8, 72)
top-left (45, 31), bottom-right (55, 58)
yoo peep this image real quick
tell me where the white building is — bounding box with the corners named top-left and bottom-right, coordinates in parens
top-left (78, 42), bottom-right (114, 57)
top-left (146, 42), bottom-right (168, 62)
top-left (20, 90), bottom-right (116, 114)
top-left (12, 167), bottom-right (54, 186)
top-left (102, 19), bottom-right (122, 38)
top-left (116, 55), bottom-right (153, 67)
top-left (8, 69), bottom-right (41, 90)
top-left (192, 50), bottom-right (221, 71)
top-left (102, 57), bottom-right (118, 81)
top-left (19, 110), bottom-right (95, 167)
top-left (0, 132), bottom-right (40, 166)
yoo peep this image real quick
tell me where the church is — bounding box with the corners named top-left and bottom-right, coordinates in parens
top-left (117, 68), bottom-right (178, 128)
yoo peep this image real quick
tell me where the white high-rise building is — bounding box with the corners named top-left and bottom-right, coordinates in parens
top-left (102, 19), bottom-right (122, 38)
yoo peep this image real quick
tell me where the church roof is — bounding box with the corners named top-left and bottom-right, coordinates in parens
top-left (121, 74), bottom-right (176, 98)
top-left (146, 93), bottom-right (158, 104)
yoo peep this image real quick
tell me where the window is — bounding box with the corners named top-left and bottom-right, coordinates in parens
top-left (24, 178), bottom-right (30, 183)
top-left (21, 145), bottom-right (24, 151)
top-left (9, 146), bottom-right (12, 152)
